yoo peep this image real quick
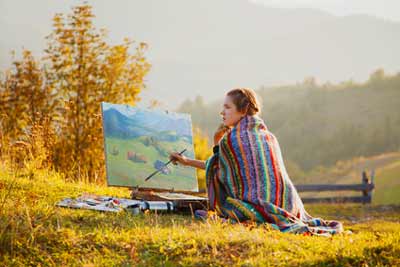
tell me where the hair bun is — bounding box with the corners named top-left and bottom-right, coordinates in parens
top-left (227, 88), bottom-right (261, 116)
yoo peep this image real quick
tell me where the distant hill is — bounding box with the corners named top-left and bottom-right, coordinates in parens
top-left (107, 0), bottom-right (400, 107)
top-left (178, 71), bottom-right (400, 171)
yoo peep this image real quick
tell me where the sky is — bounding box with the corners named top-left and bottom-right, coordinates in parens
top-left (251, 0), bottom-right (400, 22)
top-left (1, 0), bottom-right (399, 109)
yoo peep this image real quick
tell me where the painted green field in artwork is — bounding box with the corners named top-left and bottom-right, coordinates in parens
top-left (105, 137), bottom-right (197, 191)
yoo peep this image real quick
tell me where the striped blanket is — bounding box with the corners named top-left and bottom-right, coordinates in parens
top-left (205, 115), bottom-right (343, 236)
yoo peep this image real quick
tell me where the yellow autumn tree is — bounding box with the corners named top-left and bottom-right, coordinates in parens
top-left (0, 50), bottom-right (56, 166)
top-left (193, 127), bottom-right (212, 190)
top-left (0, 4), bottom-right (150, 183)
top-left (43, 4), bottom-right (150, 182)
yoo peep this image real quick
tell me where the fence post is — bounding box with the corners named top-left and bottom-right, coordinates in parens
top-left (369, 169), bottom-right (375, 203)
top-left (362, 170), bottom-right (373, 204)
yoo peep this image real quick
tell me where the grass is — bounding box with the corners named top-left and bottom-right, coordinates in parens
top-left (299, 152), bottom-right (400, 204)
top-left (1, 163), bottom-right (399, 266)
top-left (374, 160), bottom-right (400, 205)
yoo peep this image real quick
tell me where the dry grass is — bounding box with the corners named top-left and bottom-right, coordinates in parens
top-left (1, 164), bottom-right (399, 266)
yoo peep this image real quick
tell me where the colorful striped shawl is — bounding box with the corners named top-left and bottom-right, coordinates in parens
top-left (205, 115), bottom-right (343, 236)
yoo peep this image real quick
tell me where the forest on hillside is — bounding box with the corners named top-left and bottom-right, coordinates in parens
top-left (177, 70), bottom-right (400, 174)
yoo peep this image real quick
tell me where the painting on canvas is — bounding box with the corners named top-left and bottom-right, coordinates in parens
top-left (101, 102), bottom-right (198, 191)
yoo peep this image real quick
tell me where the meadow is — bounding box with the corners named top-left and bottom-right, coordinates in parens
top-left (298, 152), bottom-right (400, 205)
top-left (1, 163), bottom-right (399, 266)
top-left (1, 3), bottom-right (399, 266)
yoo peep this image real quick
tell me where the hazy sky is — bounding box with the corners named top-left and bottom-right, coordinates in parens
top-left (252, 0), bottom-right (400, 22)
top-left (1, 0), bottom-right (398, 109)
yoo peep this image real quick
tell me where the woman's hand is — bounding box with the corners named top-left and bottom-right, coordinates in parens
top-left (169, 152), bottom-right (189, 166)
top-left (213, 123), bottom-right (231, 145)
top-left (169, 152), bottom-right (206, 170)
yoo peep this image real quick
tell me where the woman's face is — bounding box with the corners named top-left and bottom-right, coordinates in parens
top-left (220, 95), bottom-right (246, 127)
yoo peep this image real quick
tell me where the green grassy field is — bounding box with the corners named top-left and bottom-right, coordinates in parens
top-left (374, 160), bottom-right (400, 205)
top-left (298, 153), bottom-right (400, 205)
top-left (1, 164), bottom-right (399, 266)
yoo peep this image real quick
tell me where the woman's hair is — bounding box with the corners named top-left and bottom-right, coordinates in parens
top-left (227, 88), bottom-right (261, 115)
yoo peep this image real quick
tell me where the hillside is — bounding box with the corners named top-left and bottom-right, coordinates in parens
top-left (0, 164), bottom-right (399, 266)
top-left (374, 160), bottom-right (400, 205)
top-left (178, 72), bottom-right (400, 171)
top-left (297, 152), bottom-right (400, 205)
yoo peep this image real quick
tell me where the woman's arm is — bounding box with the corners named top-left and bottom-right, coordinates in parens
top-left (169, 152), bottom-right (206, 170)
top-left (184, 158), bottom-right (206, 170)
top-left (168, 123), bottom-right (228, 171)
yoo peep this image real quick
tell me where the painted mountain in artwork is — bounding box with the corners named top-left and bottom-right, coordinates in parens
top-left (103, 107), bottom-right (192, 142)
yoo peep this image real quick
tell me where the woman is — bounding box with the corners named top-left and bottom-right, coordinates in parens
top-left (170, 88), bottom-right (343, 236)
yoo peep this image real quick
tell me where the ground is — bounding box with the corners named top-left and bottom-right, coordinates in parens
top-left (0, 165), bottom-right (399, 266)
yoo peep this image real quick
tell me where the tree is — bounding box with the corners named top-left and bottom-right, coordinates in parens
top-left (0, 50), bottom-right (56, 164)
top-left (193, 127), bottom-right (212, 190)
top-left (43, 4), bottom-right (151, 181)
top-left (369, 68), bottom-right (385, 83)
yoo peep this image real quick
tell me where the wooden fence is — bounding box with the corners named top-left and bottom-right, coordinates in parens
top-left (296, 170), bottom-right (375, 204)
top-left (133, 171), bottom-right (376, 205)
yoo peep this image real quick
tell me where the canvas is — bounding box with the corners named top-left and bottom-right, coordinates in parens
top-left (101, 102), bottom-right (198, 191)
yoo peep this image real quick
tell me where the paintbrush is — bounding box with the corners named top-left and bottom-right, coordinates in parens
top-left (144, 148), bottom-right (187, 181)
